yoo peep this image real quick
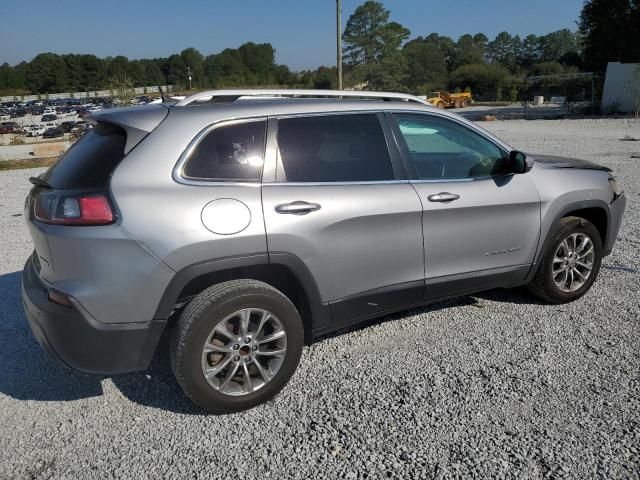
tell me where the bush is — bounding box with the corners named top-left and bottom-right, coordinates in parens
top-left (450, 63), bottom-right (511, 100)
top-left (9, 134), bottom-right (25, 145)
top-left (509, 85), bottom-right (519, 102)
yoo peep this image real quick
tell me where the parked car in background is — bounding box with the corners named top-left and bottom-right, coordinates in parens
top-left (71, 121), bottom-right (91, 134)
top-left (25, 125), bottom-right (46, 137)
top-left (41, 114), bottom-right (58, 122)
top-left (88, 106), bottom-right (102, 113)
top-left (60, 121), bottom-right (76, 133)
top-left (0, 121), bottom-right (24, 134)
top-left (43, 108), bottom-right (56, 115)
top-left (42, 126), bottom-right (64, 138)
top-left (0, 112), bottom-right (10, 121)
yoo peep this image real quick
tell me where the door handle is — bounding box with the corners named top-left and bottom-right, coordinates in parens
top-left (275, 201), bottom-right (321, 215)
top-left (428, 192), bottom-right (460, 202)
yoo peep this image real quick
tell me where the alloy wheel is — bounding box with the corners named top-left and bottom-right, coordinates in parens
top-left (552, 233), bottom-right (595, 292)
top-left (201, 308), bottom-right (287, 396)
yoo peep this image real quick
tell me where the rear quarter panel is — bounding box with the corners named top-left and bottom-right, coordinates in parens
top-left (109, 109), bottom-right (268, 272)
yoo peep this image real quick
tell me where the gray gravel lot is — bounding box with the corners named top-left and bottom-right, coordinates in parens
top-left (1, 118), bottom-right (639, 479)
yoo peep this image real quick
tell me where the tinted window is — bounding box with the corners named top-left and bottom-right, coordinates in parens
top-left (277, 114), bottom-right (394, 182)
top-left (183, 120), bottom-right (266, 181)
top-left (393, 114), bottom-right (506, 180)
top-left (40, 123), bottom-right (126, 189)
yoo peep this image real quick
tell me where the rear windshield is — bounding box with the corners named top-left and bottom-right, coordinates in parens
top-left (40, 123), bottom-right (126, 189)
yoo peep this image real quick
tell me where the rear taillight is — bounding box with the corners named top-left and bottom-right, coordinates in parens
top-left (34, 190), bottom-right (114, 225)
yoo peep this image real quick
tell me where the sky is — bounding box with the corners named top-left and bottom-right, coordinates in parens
top-left (0, 0), bottom-right (585, 70)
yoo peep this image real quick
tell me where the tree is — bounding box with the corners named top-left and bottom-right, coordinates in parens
top-left (488, 32), bottom-right (525, 72)
top-left (473, 33), bottom-right (489, 56)
top-left (632, 0), bottom-right (640, 63)
top-left (205, 49), bottom-right (246, 86)
top-left (343, 1), bottom-right (409, 65)
top-left (142, 60), bottom-right (166, 86)
top-left (238, 42), bottom-right (276, 83)
top-left (579, 0), bottom-right (637, 71)
top-left (25, 53), bottom-right (70, 93)
top-left (180, 48), bottom-right (205, 87)
top-left (166, 54), bottom-right (188, 86)
top-left (628, 64), bottom-right (640, 118)
top-left (106, 73), bottom-right (135, 105)
top-left (365, 52), bottom-right (408, 91)
top-left (538, 29), bottom-right (579, 63)
top-left (401, 39), bottom-right (447, 91)
top-left (519, 34), bottom-right (540, 67)
top-left (0, 62), bottom-right (25, 91)
top-left (452, 34), bottom-right (484, 70)
top-left (450, 63), bottom-right (511, 99)
top-left (529, 61), bottom-right (565, 76)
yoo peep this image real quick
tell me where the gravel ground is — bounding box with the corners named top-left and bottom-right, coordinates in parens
top-left (0, 118), bottom-right (639, 479)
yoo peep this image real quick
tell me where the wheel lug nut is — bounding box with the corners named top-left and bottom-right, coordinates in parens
top-left (252, 345), bottom-right (258, 351)
top-left (244, 337), bottom-right (251, 344)
top-left (233, 355), bottom-right (240, 362)
top-left (233, 344), bottom-right (240, 350)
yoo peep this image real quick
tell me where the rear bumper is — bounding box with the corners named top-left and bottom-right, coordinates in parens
top-left (21, 256), bottom-right (165, 374)
top-left (604, 193), bottom-right (627, 256)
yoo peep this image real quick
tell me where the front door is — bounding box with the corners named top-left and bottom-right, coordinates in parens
top-left (262, 113), bottom-right (424, 326)
top-left (388, 112), bottom-right (541, 296)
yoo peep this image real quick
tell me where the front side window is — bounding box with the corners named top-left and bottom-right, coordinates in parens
top-left (182, 120), bottom-right (266, 181)
top-left (276, 114), bottom-right (394, 183)
top-left (393, 114), bottom-right (506, 180)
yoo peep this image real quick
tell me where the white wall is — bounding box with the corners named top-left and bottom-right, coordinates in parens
top-left (602, 62), bottom-right (640, 113)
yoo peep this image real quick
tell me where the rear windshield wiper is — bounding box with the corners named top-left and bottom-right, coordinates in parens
top-left (29, 176), bottom-right (52, 189)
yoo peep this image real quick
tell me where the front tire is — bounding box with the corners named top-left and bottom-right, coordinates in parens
top-left (527, 216), bottom-right (602, 303)
top-left (170, 280), bottom-right (304, 413)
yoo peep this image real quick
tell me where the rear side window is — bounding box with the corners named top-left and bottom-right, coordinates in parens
top-left (40, 123), bottom-right (126, 189)
top-left (182, 120), bottom-right (266, 181)
top-left (276, 114), bottom-right (394, 182)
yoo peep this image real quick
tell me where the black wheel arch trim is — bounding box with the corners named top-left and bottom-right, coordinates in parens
top-left (153, 252), bottom-right (331, 339)
top-left (525, 199), bottom-right (610, 282)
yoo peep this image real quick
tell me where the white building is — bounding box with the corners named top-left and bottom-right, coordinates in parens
top-left (601, 62), bottom-right (640, 113)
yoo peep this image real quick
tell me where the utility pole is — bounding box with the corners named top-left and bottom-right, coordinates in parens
top-left (336, 0), bottom-right (343, 90)
top-left (187, 66), bottom-right (192, 91)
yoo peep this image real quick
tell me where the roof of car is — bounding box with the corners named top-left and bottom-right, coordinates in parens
top-left (89, 90), bottom-right (514, 153)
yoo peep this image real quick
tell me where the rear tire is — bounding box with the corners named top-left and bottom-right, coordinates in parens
top-left (170, 279), bottom-right (304, 413)
top-left (527, 216), bottom-right (602, 304)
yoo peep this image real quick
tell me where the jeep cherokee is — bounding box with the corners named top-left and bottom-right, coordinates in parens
top-left (21, 89), bottom-right (626, 413)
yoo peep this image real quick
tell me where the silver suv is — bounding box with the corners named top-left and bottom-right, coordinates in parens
top-left (22, 90), bottom-right (626, 413)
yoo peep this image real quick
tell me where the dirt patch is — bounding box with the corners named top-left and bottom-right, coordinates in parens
top-left (0, 157), bottom-right (57, 171)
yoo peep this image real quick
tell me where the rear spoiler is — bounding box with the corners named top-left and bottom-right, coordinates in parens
top-left (87, 104), bottom-right (169, 154)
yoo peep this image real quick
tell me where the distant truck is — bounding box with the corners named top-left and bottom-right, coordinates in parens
top-left (426, 91), bottom-right (472, 109)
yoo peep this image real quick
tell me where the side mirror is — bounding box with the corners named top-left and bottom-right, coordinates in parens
top-left (509, 150), bottom-right (533, 174)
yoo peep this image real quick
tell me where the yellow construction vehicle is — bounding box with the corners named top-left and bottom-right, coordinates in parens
top-left (426, 91), bottom-right (472, 109)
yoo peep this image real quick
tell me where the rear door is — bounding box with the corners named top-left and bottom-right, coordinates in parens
top-left (388, 112), bottom-right (541, 295)
top-left (262, 112), bottom-right (424, 327)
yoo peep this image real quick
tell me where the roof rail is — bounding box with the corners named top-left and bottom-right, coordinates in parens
top-left (173, 89), bottom-right (430, 107)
